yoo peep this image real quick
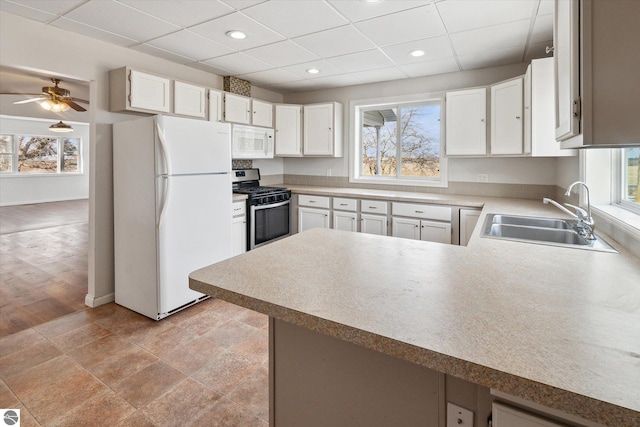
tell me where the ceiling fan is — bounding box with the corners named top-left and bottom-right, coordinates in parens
top-left (0, 78), bottom-right (89, 112)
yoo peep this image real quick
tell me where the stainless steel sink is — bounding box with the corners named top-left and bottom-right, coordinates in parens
top-left (480, 214), bottom-right (617, 253)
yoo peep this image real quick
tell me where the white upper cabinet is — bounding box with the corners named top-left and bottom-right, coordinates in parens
top-left (554, 0), bottom-right (640, 147)
top-left (491, 77), bottom-right (524, 155)
top-left (252, 99), bottom-right (274, 128)
top-left (109, 67), bottom-right (171, 114)
top-left (525, 58), bottom-right (575, 157)
top-left (174, 81), bottom-right (206, 118)
top-left (445, 88), bottom-right (487, 156)
top-left (208, 89), bottom-right (223, 122)
top-left (224, 93), bottom-right (251, 125)
top-left (303, 102), bottom-right (343, 157)
top-left (275, 104), bottom-right (303, 157)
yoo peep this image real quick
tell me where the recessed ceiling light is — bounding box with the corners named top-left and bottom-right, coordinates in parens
top-left (226, 30), bottom-right (246, 40)
top-left (306, 68), bottom-right (320, 74)
top-left (410, 50), bottom-right (425, 57)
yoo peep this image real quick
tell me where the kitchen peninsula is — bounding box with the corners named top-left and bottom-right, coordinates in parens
top-left (190, 197), bottom-right (640, 427)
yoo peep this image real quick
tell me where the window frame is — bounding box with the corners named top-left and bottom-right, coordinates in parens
top-left (615, 148), bottom-right (640, 215)
top-left (0, 133), bottom-right (83, 176)
top-left (349, 92), bottom-right (448, 188)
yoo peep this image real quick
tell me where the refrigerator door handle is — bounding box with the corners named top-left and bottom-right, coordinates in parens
top-left (158, 175), bottom-right (170, 228)
top-left (156, 122), bottom-right (171, 176)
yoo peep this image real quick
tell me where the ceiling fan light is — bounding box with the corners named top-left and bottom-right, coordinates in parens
top-left (49, 121), bottom-right (73, 133)
top-left (40, 99), bottom-right (70, 112)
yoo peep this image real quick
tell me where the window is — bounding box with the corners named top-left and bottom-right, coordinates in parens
top-left (0, 134), bottom-right (82, 175)
top-left (620, 147), bottom-right (640, 213)
top-left (351, 95), bottom-right (446, 187)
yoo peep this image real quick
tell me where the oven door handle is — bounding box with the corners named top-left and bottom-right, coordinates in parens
top-left (251, 199), bottom-right (290, 210)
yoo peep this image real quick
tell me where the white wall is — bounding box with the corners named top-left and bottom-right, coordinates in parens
top-left (0, 115), bottom-right (90, 205)
top-left (278, 63), bottom-right (569, 185)
top-left (0, 11), bottom-right (283, 307)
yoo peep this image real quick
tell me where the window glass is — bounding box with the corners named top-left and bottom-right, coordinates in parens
top-left (357, 100), bottom-right (442, 184)
top-left (0, 135), bottom-right (12, 173)
top-left (623, 147), bottom-right (639, 205)
top-left (18, 135), bottom-right (58, 173)
top-left (62, 138), bottom-right (80, 173)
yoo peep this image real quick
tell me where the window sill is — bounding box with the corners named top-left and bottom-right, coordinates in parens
top-left (592, 204), bottom-right (640, 257)
top-left (349, 176), bottom-right (448, 188)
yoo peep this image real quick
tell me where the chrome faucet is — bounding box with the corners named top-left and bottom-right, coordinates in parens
top-left (543, 181), bottom-right (595, 240)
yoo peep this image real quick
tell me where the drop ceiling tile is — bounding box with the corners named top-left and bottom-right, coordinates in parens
top-left (530, 13), bottom-right (553, 44)
top-left (348, 67), bottom-right (408, 85)
top-left (190, 12), bottom-right (284, 50)
top-left (306, 73), bottom-right (363, 88)
top-left (381, 36), bottom-right (454, 65)
top-left (355, 5), bottom-right (445, 47)
top-left (450, 20), bottom-right (531, 56)
top-left (242, 1), bottom-right (347, 38)
top-left (189, 61), bottom-right (230, 76)
top-left (270, 79), bottom-right (328, 93)
top-left (398, 57), bottom-right (460, 78)
top-left (457, 46), bottom-right (523, 70)
top-left (293, 25), bottom-right (375, 58)
top-left (282, 60), bottom-right (345, 80)
top-left (2, 0), bottom-right (84, 16)
top-left (538, 0), bottom-right (554, 16)
top-left (0, 0), bottom-right (56, 22)
top-left (244, 40), bottom-right (319, 67)
top-left (147, 30), bottom-right (234, 61)
top-left (436, 0), bottom-right (537, 33)
top-left (328, 49), bottom-right (395, 73)
top-left (64, 1), bottom-right (181, 42)
top-left (50, 17), bottom-right (138, 47)
top-left (131, 44), bottom-right (194, 65)
top-left (237, 68), bottom-right (301, 86)
top-left (202, 52), bottom-right (273, 75)
top-left (327, 0), bottom-right (427, 23)
top-left (218, 0), bottom-right (267, 11)
top-left (118, 0), bottom-right (233, 28)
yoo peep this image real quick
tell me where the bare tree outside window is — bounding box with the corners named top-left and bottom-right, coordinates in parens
top-left (18, 135), bottom-right (58, 173)
top-left (62, 138), bottom-right (80, 172)
top-left (0, 135), bottom-right (12, 173)
top-left (361, 103), bottom-right (441, 180)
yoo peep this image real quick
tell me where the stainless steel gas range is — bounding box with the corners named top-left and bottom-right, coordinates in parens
top-left (232, 169), bottom-right (291, 250)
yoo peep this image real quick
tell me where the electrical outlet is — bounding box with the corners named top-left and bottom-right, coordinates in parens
top-left (476, 174), bottom-right (489, 183)
top-left (447, 402), bottom-right (474, 427)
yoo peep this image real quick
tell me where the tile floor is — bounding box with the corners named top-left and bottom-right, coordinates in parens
top-left (0, 298), bottom-right (270, 426)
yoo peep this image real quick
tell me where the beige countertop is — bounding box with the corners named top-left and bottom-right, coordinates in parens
top-left (232, 194), bottom-right (248, 202)
top-left (191, 194), bottom-right (640, 427)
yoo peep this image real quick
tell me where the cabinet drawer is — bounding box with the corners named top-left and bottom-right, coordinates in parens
top-left (392, 202), bottom-right (451, 221)
top-left (298, 194), bottom-right (330, 209)
top-left (232, 201), bottom-right (246, 217)
top-left (361, 200), bottom-right (388, 214)
top-left (333, 198), bottom-right (357, 212)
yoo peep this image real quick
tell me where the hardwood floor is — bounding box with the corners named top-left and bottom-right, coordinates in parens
top-left (0, 200), bottom-right (89, 337)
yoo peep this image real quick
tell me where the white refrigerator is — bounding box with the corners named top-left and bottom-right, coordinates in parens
top-left (113, 115), bottom-right (232, 320)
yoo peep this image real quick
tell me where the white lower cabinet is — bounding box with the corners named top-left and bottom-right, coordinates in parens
top-left (392, 217), bottom-right (421, 240)
top-left (392, 218), bottom-right (452, 244)
top-left (232, 201), bottom-right (246, 256)
top-left (459, 208), bottom-right (481, 246)
top-left (492, 403), bottom-right (567, 427)
top-left (333, 211), bottom-right (358, 232)
top-left (299, 207), bottom-right (330, 232)
top-left (361, 213), bottom-right (387, 236)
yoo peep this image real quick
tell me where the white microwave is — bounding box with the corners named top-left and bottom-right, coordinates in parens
top-left (231, 125), bottom-right (274, 159)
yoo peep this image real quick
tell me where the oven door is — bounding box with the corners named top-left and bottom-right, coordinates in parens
top-left (250, 199), bottom-right (290, 250)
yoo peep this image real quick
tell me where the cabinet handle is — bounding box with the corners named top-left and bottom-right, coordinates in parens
top-left (368, 206), bottom-right (377, 209)
top-left (309, 200), bottom-right (316, 203)
top-left (515, 116), bottom-right (521, 119)
top-left (340, 203), bottom-right (348, 206)
top-left (415, 210), bottom-right (424, 214)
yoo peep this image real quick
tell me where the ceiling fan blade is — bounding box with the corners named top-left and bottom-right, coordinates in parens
top-left (0, 92), bottom-right (43, 96)
top-left (69, 97), bottom-right (89, 104)
top-left (13, 97), bottom-right (46, 105)
top-left (64, 100), bottom-right (87, 112)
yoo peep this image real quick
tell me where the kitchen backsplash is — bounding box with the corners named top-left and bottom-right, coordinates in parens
top-left (232, 159), bottom-right (253, 170)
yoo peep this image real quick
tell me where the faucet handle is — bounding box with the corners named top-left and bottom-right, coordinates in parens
top-left (564, 203), bottom-right (589, 219)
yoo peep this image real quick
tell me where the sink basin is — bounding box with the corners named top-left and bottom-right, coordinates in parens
top-left (480, 214), bottom-right (617, 253)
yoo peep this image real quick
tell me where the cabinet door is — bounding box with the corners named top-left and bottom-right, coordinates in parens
top-left (129, 70), bottom-right (171, 113)
top-left (232, 215), bottom-right (247, 256)
top-left (333, 211), bottom-right (358, 232)
top-left (445, 88), bottom-right (487, 156)
top-left (224, 93), bottom-right (251, 124)
top-left (299, 207), bottom-right (330, 232)
top-left (491, 77), bottom-right (523, 155)
top-left (304, 103), bottom-right (334, 155)
top-left (420, 221), bottom-right (451, 244)
top-left (391, 217), bottom-right (420, 240)
top-left (361, 213), bottom-right (387, 236)
top-left (252, 99), bottom-right (274, 128)
top-left (553, 0), bottom-right (580, 141)
top-left (459, 209), bottom-right (481, 246)
top-left (275, 104), bottom-right (303, 156)
top-left (208, 89), bottom-right (223, 122)
top-left (493, 403), bottom-right (567, 427)
top-left (174, 81), bottom-right (206, 118)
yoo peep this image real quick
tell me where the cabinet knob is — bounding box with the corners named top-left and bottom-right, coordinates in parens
top-left (516, 116), bottom-right (521, 119)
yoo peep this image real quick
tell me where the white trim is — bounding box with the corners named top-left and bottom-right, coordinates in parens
top-left (0, 196), bottom-right (88, 207)
top-left (85, 292), bottom-right (115, 308)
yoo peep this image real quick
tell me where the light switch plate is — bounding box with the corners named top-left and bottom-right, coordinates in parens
top-left (447, 402), bottom-right (474, 427)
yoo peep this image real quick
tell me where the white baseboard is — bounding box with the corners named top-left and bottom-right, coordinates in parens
top-left (85, 292), bottom-right (115, 308)
top-left (0, 196), bottom-right (89, 207)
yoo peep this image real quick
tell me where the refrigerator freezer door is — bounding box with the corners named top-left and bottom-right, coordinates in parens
top-left (156, 173), bottom-right (232, 315)
top-left (156, 115), bottom-right (231, 175)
